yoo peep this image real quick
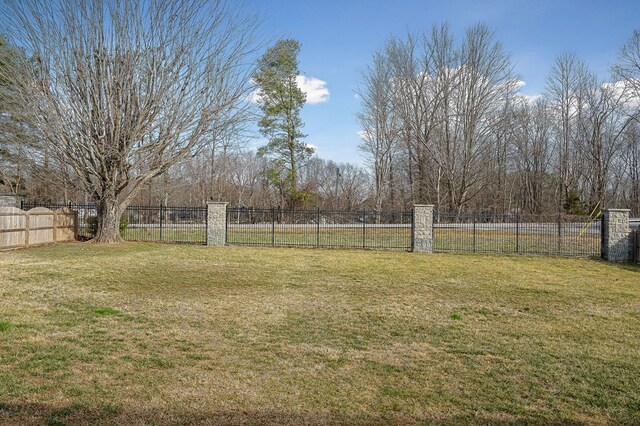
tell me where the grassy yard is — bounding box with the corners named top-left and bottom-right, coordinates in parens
top-left (0, 243), bottom-right (639, 425)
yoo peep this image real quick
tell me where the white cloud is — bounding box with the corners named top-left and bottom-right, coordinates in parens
top-left (512, 80), bottom-right (541, 105)
top-left (515, 93), bottom-right (542, 104)
top-left (249, 75), bottom-right (330, 105)
top-left (247, 88), bottom-right (262, 104)
top-left (357, 130), bottom-right (372, 141)
top-left (296, 75), bottom-right (330, 104)
top-left (602, 80), bottom-right (640, 108)
top-left (514, 80), bottom-right (526, 90)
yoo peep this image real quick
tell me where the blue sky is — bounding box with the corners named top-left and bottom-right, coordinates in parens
top-left (247, 0), bottom-right (640, 165)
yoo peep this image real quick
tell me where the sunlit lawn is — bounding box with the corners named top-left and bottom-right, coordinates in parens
top-left (1, 242), bottom-right (638, 425)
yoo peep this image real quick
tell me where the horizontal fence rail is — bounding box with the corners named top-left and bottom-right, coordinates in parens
top-left (433, 212), bottom-right (601, 257)
top-left (226, 207), bottom-right (413, 251)
top-left (22, 202), bottom-right (207, 244)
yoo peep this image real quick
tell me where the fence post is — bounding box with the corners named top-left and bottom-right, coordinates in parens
top-left (412, 204), bottom-right (434, 253)
top-left (206, 202), bottom-right (228, 247)
top-left (602, 208), bottom-right (631, 262)
top-left (0, 193), bottom-right (21, 208)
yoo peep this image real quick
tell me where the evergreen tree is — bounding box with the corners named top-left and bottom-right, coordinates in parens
top-left (253, 39), bottom-right (314, 208)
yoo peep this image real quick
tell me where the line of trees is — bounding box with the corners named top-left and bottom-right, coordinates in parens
top-left (357, 23), bottom-right (640, 216)
top-left (2, 10), bottom-right (639, 239)
top-left (108, 149), bottom-right (371, 211)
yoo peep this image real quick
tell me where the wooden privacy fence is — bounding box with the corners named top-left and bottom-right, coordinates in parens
top-left (0, 207), bottom-right (77, 249)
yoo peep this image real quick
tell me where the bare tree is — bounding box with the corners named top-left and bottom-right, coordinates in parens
top-left (439, 24), bottom-right (516, 213)
top-left (613, 30), bottom-right (640, 99)
top-left (545, 53), bottom-right (591, 212)
top-left (356, 49), bottom-right (399, 212)
top-left (612, 30), bottom-right (640, 215)
top-left (385, 27), bottom-right (454, 206)
top-left (0, 0), bottom-right (259, 242)
top-left (620, 121), bottom-right (640, 215)
top-left (511, 99), bottom-right (554, 214)
top-left (578, 77), bottom-right (631, 209)
top-left (0, 35), bottom-right (36, 194)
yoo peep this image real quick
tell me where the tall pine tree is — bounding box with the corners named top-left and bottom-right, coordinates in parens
top-left (253, 39), bottom-right (314, 208)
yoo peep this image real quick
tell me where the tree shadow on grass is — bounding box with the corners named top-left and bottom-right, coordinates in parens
top-left (0, 402), bottom-right (604, 426)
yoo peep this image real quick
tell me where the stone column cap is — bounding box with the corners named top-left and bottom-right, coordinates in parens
top-left (206, 201), bottom-right (229, 206)
top-left (604, 208), bottom-right (631, 212)
top-left (413, 204), bottom-right (435, 208)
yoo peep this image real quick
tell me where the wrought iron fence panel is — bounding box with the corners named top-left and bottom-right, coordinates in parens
top-left (226, 207), bottom-right (413, 251)
top-left (122, 205), bottom-right (207, 244)
top-left (433, 211), bottom-right (601, 257)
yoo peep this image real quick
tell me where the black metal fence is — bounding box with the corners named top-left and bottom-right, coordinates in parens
top-left (433, 212), bottom-right (602, 257)
top-left (121, 205), bottom-right (206, 244)
top-left (20, 201), bottom-right (604, 257)
top-left (21, 202), bottom-right (207, 244)
top-left (226, 207), bottom-right (413, 250)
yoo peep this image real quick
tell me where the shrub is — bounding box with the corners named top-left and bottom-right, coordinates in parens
top-left (87, 215), bottom-right (129, 237)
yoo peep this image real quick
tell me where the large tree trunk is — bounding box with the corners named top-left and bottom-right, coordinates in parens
top-left (94, 196), bottom-right (123, 243)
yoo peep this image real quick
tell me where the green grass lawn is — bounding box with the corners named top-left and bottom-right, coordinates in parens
top-left (1, 243), bottom-right (639, 425)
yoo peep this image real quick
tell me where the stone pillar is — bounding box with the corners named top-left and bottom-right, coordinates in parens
top-left (602, 208), bottom-right (631, 262)
top-left (206, 202), bottom-right (228, 246)
top-left (413, 204), bottom-right (434, 253)
top-left (0, 193), bottom-right (21, 208)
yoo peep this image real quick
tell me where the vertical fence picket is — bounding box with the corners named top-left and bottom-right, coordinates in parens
top-left (159, 204), bottom-right (164, 241)
top-left (362, 209), bottom-right (366, 249)
top-left (271, 207), bottom-right (275, 247)
top-left (24, 211), bottom-right (30, 246)
top-left (316, 208), bottom-right (320, 248)
top-left (473, 213), bottom-right (477, 253)
top-left (516, 214), bottom-right (520, 253)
